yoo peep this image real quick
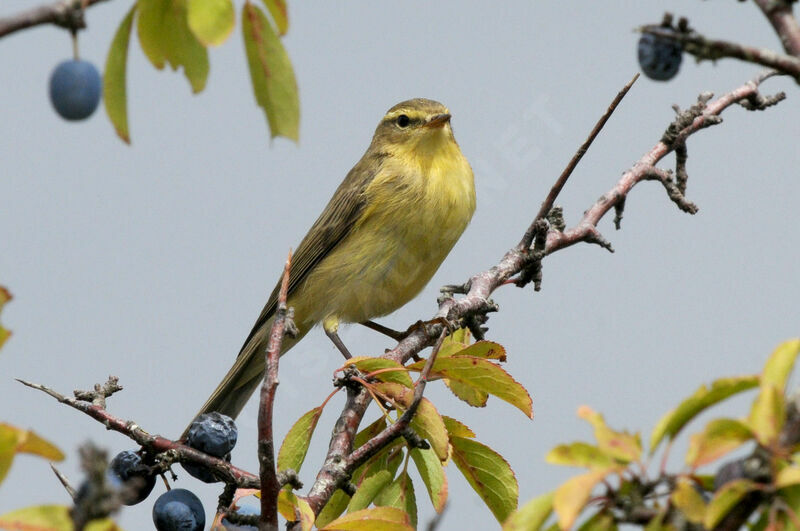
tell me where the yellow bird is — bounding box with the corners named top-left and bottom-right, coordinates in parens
top-left (192, 98), bottom-right (476, 423)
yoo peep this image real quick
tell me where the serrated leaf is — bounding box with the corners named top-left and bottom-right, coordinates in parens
top-left (187, 0), bottom-right (234, 46)
top-left (762, 339), bottom-right (800, 391)
top-left (315, 490), bottom-right (351, 529)
top-left (685, 418), bottom-right (752, 468)
top-left (374, 471), bottom-right (417, 527)
top-left (347, 357), bottom-right (413, 388)
top-left (449, 341), bottom-right (507, 361)
top-left (277, 489), bottom-right (314, 531)
top-left (442, 416), bottom-right (475, 439)
top-left (408, 356), bottom-right (532, 418)
top-left (410, 448), bottom-right (447, 513)
top-left (502, 491), bottom-right (554, 531)
top-left (670, 477), bottom-right (707, 524)
top-left (445, 378), bottom-right (488, 407)
top-left (260, 0), bottom-right (288, 35)
top-left (703, 479), bottom-right (756, 529)
top-left (748, 383), bottom-right (785, 447)
top-left (553, 467), bottom-right (617, 530)
top-left (576, 510), bottom-right (616, 531)
top-left (277, 407), bottom-right (323, 473)
top-left (321, 506), bottom-right (413, 531)
top-left (577, 406), bottom-right (641, 463)
top-left (546, 442), bottom-right (616, 469)
top-left (347, 470), bottom-right (393, 513)
top-left (0, 504), bottom-right (72, 531)
top-left (450, 436), bottom-right (518, 522)
top-left (103, 6), bottom-right (135, 144)
top-left (649, 375), bottom-right (759, 452)
top-left (776, 466), bottom-right (800, 488)
top-left (242, 1), bottom-right (299, 141)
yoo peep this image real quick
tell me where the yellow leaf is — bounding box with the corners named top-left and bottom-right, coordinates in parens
top-left (346, 357), bottom-right (413, 388)
top-left (577, 406), bottom-right (641, 463)
top-left (670, 477), bottom-right (707, 524)
top-left (277, 490), bottom-right (314, 531)
top-left (321, 506), bottom-right (413, 531)
top-left (137, 0), bottom-right (209, 93)
top-left (85, 518), bottom-right (124, 531)
top-left (408, 356), bottom-right (533, 418)
top-left (444, 340), bottom-right (506, 361)
top-left (0, 427), bottom-right (17, 485)
top-left (545, 442), bottom-right (616, 469)
top-left (553, 468), bottom-right (616, 530)
top-left (260, 0), bottom-right (288, 35)
top-left (277, 407), bottom-right (323, 474)
top-left (649, 375), bottom-right (759, 452)
top-left (450, 436), bottom-right (518, 522)
top-left (761, 339), bottom-right (800, 391)
top-left (502, 491), bottom-right (554, 531)
top-left (187, 0), bottom-right (235, 46)
top-left (442, 416), bottom-right (475, 439)
top-left (374, 472), bottom-right (417, 527)
top-left (685, 418), bottom-right (752, 468)
top-left (410, 448), bottom-right (447, 513)
top-left (242, 1), bottom-right (300, 141)
top-left (0, 504), bottom-right (72, 531)
top-left (776, 466), bottom-right (800, 489)
top-left (103, 5), bottom-right (135, 143)
top-left (703, 479), bottom-right (756, 529)
top-left (444, 378), bottom-right (488, 407)
top-left (0, 286), bottom-right (11, 350)
top-left (748, 383), bottom-right (785, 447)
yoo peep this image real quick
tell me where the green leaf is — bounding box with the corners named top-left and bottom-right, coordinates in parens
top-left (649, 375), bottom-right (759, 452)
top-left (408, 356), bottom-right (532, 418)
top-left (450, 436), bottom-right (518, 522)
top-left (748, 383), bottom-right (785, 447)
top-left (187, 0), bottom-right (235, 46)
top-left (442, 416), bottom-right (475, 439)
top-left (260, 0), bottom-right (288, 35)
top-left (670, 477), bottom-right (707, 524)
top-left (374, 471), bottom-right (417, 527)
top-left (445, 340), bottom-right (507, 361)
top-left (103, 5), bottom-right (136, 144)
top-left (321, 506), bottom-right (413, 531)
top-left (315, 490), bottom-right (351, 529)
top-left (346, 357), bottom-right (413, 388)
top-left (409, 398), bottom-right (448, 461)
top-left (577, 406), bottom-right (641, 463)
top-left (355, 417), bottom-right (388, 448)
top-left (277, 406), bottom-right (323, 473)
top-left (761, 339), bottom-right (800, 391)
top-left (576, 510), bottom-right (616, 531)
top-left (445, 378), bottom-right (488, 407)
top-left (553, 467), bottom-right (616, 531)
top-left (685, 418), bottom-right (753, 468)
top-left (410, 448), bottom-right (447, 513)
top-left (502, 491), bottom-right (554, 531)
top-left (0, 505), bottom-right (72, 531)
top-left (242, 1), bottom-right (299, 141)
top-left (703, 479), bottom-right (756, 529)
top-left (137, 0), bottom-right (209, 93)
top-left (347, 469), bottom-right (393, 513)
top-left (545, 442), bottom-right (616, 469)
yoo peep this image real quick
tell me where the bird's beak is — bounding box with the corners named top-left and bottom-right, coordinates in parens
top-left (425, 113), bottom-right (451, 128)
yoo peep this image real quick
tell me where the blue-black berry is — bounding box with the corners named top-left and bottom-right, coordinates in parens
top-left (109, 450), bottom-right (156, 505)
top-left (152, 488), bottom-right (205, 531)
top-left (181, 412), bottom-right (238, 483)
top-left (49, 59), bottom-right (102, 120)
top-left (637, 32), bottom-right (682, 81)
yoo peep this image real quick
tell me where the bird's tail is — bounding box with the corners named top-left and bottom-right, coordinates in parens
top-left (181, 315), bottom-right (307, 439)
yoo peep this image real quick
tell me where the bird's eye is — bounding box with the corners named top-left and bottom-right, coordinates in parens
top-left (396, 114), bottom-right (410, 128)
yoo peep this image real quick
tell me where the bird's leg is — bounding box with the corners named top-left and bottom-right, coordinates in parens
top-left (360, 320), bottom-right (406, 342)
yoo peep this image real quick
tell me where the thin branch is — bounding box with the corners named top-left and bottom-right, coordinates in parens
top-left (299, 72), bottom-right (784, 519)
top-left (258, 251), bottom-right (293, 531)
top-left (521, 74), bottom-right (639, 249)
top-left (753, 0), bottom-right (800, 56)
top-left (0, 0), bottom-right (109, 38)
top-left (17, 378), bottom-right (261, 489)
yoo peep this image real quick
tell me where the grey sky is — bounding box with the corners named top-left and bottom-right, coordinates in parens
top-left (2, 2), bottom-right (799, 529)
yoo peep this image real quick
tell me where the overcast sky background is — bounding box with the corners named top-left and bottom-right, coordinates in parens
top-left (2, 2), bottom-right (799, 529)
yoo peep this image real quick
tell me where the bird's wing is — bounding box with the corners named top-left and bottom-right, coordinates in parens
top-left (237, 151), bottom-right (383, 355)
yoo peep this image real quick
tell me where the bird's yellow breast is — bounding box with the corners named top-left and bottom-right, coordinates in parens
top-left (289, 127), bottom-right (475, 332)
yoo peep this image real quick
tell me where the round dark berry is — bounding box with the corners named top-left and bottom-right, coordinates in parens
top-left (152, 488), bottom-right (205, 531)
top-left (185, 412), bottom-right (238, 457)
top-left (109, 450), bottom-right (156, 505)
top-left (49, 59), bottom-right (102, 120)
top-left (637, 32), bottom-right (682, 81)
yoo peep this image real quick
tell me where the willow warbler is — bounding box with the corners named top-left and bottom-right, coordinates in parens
top-left (193, 98), bottom-right (475, 423)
